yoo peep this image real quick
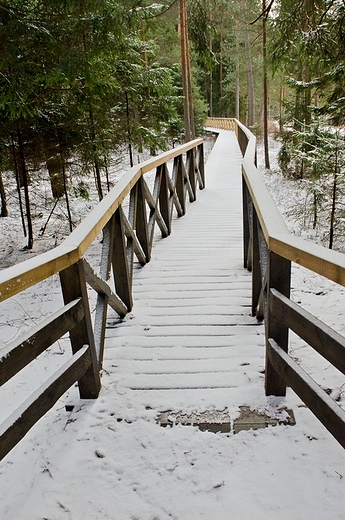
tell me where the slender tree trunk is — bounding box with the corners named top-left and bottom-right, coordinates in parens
top-left (89, 107), bottom-right (103, 201)
top-left (219, 27), bottom-right (223, 103)
top-left (241, 0), bottom-right (255, 127)
top-left (209, 35), bottom-right (213, 116)
top-left (235, 36), bottom-right (240, 120)
top-left (59, 143), bottom-right (73, 233)
top-left (279, 80), bottom-right (284, 132)
top-left (262, 0), bottom-right (270, 168)
top-left (329, 156), bottom-right (338, 250)
top-left (0, 171), bottom-right (8, 217)
top-left (126, 92), bottom-right (134, 168)
top-left (11, 133), bottom-right (27, 237)
top-left (313, 191), bottom-right (317, 230)
top-left (185, 13), bottom-right (195, 139)
top-left (17, 129), bottom-right (33, 249)
top-left (180, 0), bottom-right (192, 141)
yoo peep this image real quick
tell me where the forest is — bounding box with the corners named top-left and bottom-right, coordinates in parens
top-left (0, 0), bottom-right (344, 251)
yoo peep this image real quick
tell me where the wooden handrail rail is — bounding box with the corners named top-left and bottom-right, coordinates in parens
top-left (0, 138), bottom-right (204, 461)
top-left (206, 117), bottom-right (345, 286)
top-left (206, 116), bottom-right (345, 447)
top-left (0, 138), bottom-right (203, 303)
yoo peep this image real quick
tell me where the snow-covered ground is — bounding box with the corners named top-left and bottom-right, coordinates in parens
top-left (0, 132), bottom-right (345, 519)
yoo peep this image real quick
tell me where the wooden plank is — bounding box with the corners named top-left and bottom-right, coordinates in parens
top-left (268, 339), bottom-right (345, 449)
top-left (0, 298), bottom-right (84, 386)
top-left (0, 346), bottom-right (91, 462)
top-left (181, 156), bottom-right (194, 203)
top-left (83, 259), bottom-right (127, 317)
top-left (270, 233), bottom-right (345, 287)
top-left (142, 177), bottom-right (169, 239)
top-left (166, 172), bottom-right (184, 218)
top-left (270, 288), bottom-right (345, 375)
top-left (120, 207), bottom-right (147, 266)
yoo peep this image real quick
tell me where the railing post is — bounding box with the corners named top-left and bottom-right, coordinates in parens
top-left (135, 176), bottom-right (151, 262)
top-left (158, 164), bottom-right (171, 235)
top-left (187, 149), bottom-right (196, 201)
top-left (93, 218), bottom-right (114, 368)
top-left (174, 155), bottom-right (186, 215)
top-left (60, 260), bottom-right (101, 398)
top-left (251, 207), bottom-right (261, 317)
top-left (242, 174), bottom-right (251, 269)
top-left (197, 143), bottom-right (205, 189)
top-left (265, 251), bottom-right (291, 396)
top-left (112, 207), bottom-right (133, 312)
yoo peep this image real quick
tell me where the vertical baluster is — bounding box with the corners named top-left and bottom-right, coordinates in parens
top-left (60, 260), bottom-right (101, 398)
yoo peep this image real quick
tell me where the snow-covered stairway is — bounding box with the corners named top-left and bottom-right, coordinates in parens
top-left (103, 131), bottom-right (267, 415)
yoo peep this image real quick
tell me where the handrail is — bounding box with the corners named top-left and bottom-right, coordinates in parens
top-left (206, 117), bottom-right (345, 285)
top-left (0, 138), bottom-right (204, 461)
top-left (206, 117), bottom-right (345, 448)
top-left (0, 138), bottom-right (203, 303)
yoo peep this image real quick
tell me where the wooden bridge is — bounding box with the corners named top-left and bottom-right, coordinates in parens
top-left (1, 118), bottom-right (345, 464)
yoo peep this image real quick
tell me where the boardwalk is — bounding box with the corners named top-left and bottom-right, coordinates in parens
top-left (1, 131), bottom-right (345, 520)
top-left (104, 130), bottom-right (266, 415)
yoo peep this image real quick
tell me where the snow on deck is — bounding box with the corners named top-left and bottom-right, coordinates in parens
top-left (104, 130), bottom-right (265, 414)
top-left (1, 131), bottom-right (345, 520)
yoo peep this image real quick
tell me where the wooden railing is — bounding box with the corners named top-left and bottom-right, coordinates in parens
top-left (206, 117), bottom-right (345, 449)
top-left (0, 139), bottom-right (204, 460)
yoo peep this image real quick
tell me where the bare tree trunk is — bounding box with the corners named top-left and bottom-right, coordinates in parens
top-left (180, 0), bottom-right (193, 141)
top-left (0, 171), bottom-right (8, 217)
top-left (126, 92), bottom-right (134, 167)
top-left (17, 129), bottom-right (33, 249)
top-left (242, 0), bottom-right (255, 127)
top-left (235, 36), bottom-right (240, 120)
top-left (89, 108), bottom-right (103, 201)
top-left (219, 26), bottom-right (223, 102)
top-left (279, 80), bottom-right (284, 132)
top-left (11, 133), bottom-right (27, 237)
top-left (262, 0), bottom-right (270, 169)
top-left (329, 155), bottom-right (338, 250)
top-left (209, 35), bottom-right (213, 116)
top-left (59, 144), bottom-right (73, 233)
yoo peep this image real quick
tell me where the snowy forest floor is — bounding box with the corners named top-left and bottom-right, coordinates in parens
top-left (0, 131), bottom-right (345, 519)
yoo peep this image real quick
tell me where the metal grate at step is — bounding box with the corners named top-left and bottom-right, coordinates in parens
top-left (157, 406), bottom-right (296, 434)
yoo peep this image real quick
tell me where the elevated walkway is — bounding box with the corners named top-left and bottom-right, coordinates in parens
top-left (1, 130), bottom-right (345, 520)
top-left (104, 130), bottom-right (266, 415)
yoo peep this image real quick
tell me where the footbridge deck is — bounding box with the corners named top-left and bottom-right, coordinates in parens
top-left (104, 130), bottom-right (265, 414)
top-left (1, 120), bottom-right (345, 518)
